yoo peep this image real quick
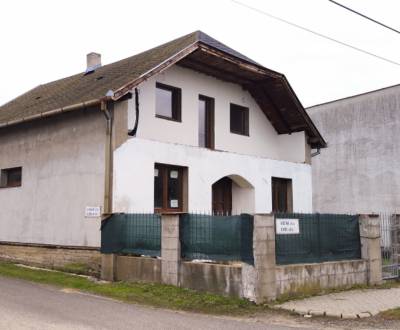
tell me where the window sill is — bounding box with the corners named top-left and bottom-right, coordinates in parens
top-left (230, 130), bottom-right (250, 137)
top-left (0, 185), bottom-right (22, 189)
top-left (155, 114), bottom-right (181, 123)
top-left (155, 209), bottom-right (184, 214)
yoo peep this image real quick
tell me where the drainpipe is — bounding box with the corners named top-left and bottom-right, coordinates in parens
top-left (311, 148), bottom-right (321, 158)
top-left (101, 98), bottom-right (113, 217)
top-left (128, 88), bottom-right (140, 136)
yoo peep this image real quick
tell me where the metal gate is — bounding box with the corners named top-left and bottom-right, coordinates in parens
top-left (380, 213), bottom-right (400, 279)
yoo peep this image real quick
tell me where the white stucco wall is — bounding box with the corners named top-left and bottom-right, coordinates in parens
top-left (128, 65), bottom-right (308, 163)
top-left (0, 109), bottom-right (105, 247)
top-left (113, 138), bottom-right (312, 214)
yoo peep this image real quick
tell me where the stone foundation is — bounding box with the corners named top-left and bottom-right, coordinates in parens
top-left (0, 242), bottom-right (101, 274)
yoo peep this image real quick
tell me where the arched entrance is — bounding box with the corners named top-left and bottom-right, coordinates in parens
top-left (211, 175), bottom-right (254, 215)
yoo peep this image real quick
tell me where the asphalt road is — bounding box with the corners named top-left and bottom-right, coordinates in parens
top-left (0, 276), bottom-right (313, 330)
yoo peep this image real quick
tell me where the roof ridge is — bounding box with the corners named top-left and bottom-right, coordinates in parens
top-left (307, 83), bottom-right (400, 110)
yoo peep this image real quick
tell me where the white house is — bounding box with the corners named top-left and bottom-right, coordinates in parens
top-left (0, 31), bottom-right (325, 266)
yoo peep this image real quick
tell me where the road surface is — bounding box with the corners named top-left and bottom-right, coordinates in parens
top-left (0, 276), bottom-right (312, 330)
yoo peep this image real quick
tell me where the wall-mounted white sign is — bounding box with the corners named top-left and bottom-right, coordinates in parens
top-left (276, 219), bottom-right (300, 234)
top-left (170, 170), bottom-right (178, 179)
top-left (170, 199), bottom-right (179, 208)
top-left (85, 206), bottom-right (101, 218)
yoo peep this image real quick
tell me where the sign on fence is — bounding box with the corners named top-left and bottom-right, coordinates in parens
top-left (276, 218), bottom-right (300, 234)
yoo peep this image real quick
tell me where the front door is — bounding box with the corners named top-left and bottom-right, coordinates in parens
top-left (212, 177), bottom-right (232, 215)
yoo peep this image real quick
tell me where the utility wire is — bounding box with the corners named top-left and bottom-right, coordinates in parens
top-left (328, 0), bottom-right (400, 35)
top-left (230, 0), bottom-right (400, 67)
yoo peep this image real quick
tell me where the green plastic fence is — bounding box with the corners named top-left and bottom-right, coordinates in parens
top-left (275, 213), bottom-right (361, 265)
top-left (101, 213), bottom-right (161, 257)
top-left (180, 213), bottom-right (254, 263)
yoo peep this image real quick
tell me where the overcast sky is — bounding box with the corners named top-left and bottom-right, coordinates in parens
top-left (1, 0), bottom-right (399, 107)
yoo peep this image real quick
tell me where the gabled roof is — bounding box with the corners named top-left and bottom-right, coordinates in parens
top-left (0, 30), bottom-right (326, 148)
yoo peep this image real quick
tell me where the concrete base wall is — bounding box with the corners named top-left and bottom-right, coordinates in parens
top-left (276, 260), bottom-right (367, 296)
top-left (179, 262), bottom-right (243, 297)
top-left (0, 242), bottom-right (101, 274)
top-left (111, 255), bottom-right (367, 300)
top-left (115, 256), bottom-right (161, 283)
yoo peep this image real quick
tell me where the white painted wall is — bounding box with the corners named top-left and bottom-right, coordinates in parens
top-left (0, 109), bottom-right (105, 247)
top-left (113, 138), bottom-right (312, 214)
top-left (128, 65), bottom-right (308, 163)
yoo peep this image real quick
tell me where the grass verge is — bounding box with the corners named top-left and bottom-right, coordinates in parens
top-left (0, 261), bottom-right (265, 316)
top-left (381, 308), bottom-right (400, 320)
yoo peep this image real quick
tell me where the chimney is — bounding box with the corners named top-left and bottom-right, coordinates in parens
top-left (86, 52), bottom-right (101, 73)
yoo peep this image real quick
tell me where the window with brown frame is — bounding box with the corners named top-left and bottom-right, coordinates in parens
top-left (230, 103), bottom-right (249, 136)
top-left (154, 164), bottom-right (186, 212)
top-left (0, 167), bottom-right (22, 188)
top-left (155, 82), bottom-right (181, 121)
top-left (198, 95), bottom-right (215, 149)
top-left (272, 177), bottom-right (293, 213)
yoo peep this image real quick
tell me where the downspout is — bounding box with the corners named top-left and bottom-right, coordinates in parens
top-left (311, 148), bottom-right (321, 157)
top-left (101, 99), bottom-right (113, 217)
top-left (128, 88), bottom-right (140, 136)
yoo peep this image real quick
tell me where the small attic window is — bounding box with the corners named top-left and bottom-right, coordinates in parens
top-left (35, 96), bottom-right (41, 100)
top-left (95, 76), bottom-right (104, 81)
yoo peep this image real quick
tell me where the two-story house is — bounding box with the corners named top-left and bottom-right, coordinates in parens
top-left (0, 31), bottom-right (325, 268)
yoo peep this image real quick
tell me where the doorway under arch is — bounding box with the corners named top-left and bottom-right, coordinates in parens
top-left (211, 175), bottom-right (255, 215)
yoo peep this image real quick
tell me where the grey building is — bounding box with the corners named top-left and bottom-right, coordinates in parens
top-left (307, 84), bottom-right (400, 214)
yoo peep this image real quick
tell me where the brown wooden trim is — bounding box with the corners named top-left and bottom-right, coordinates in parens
top-left (199, 94), bottom-right (215, 149)
top-left (272, 177), bottom-right (293, 213)
top-left (154, 164), bottom-right (185, 213)
top-left (180, 57), bottom-right (254, 85)
top-left (113, 43), bottom-right (199, 99)
top-left (198, 43), bottom-right (282, 78)
top-left (155, 82), bottom-right (182, 122)
top-left (155, 114), bottom-right (182, 123)
top-left (230, 103), bottom-right (249, 136)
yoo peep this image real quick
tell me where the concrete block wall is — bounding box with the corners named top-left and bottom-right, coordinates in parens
top-left (0, 242), bottom-right (101, 274)
top-left (161, 214), bottom-right (181, 286)
top-left (276, 260), bottom-right (367, 296)
top-left (359, 214), bottom-right (383, 285)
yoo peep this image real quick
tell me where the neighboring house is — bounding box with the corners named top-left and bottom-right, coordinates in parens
top-left (307, 84), bottom-right (400, 214)
top-left (0, 31), bottom-right (325, 260)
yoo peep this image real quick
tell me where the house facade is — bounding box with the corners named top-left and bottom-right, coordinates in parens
top-left (307, 84), bottom-right (400, 214)
top-left (0, 31), bottom-right (325, 263)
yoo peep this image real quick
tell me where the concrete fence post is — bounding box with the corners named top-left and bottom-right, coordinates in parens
top-left (359, 214), bottom-right (382, 285)
top-left (161, 213), bottom-right (181, 286)
top-left (253, 214), bottom-right (277, 303)
top-left (101, 253), bottom-right (116, 281)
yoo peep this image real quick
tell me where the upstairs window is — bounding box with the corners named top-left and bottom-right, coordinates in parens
top-left (198, 95), bottom-right (215, 149)
top-left (230, 103), bottom-right (249, 136)
top-left (155, 82), bottom-right (181, 121)
top-left (0, 167), bottom-right (22, 188)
